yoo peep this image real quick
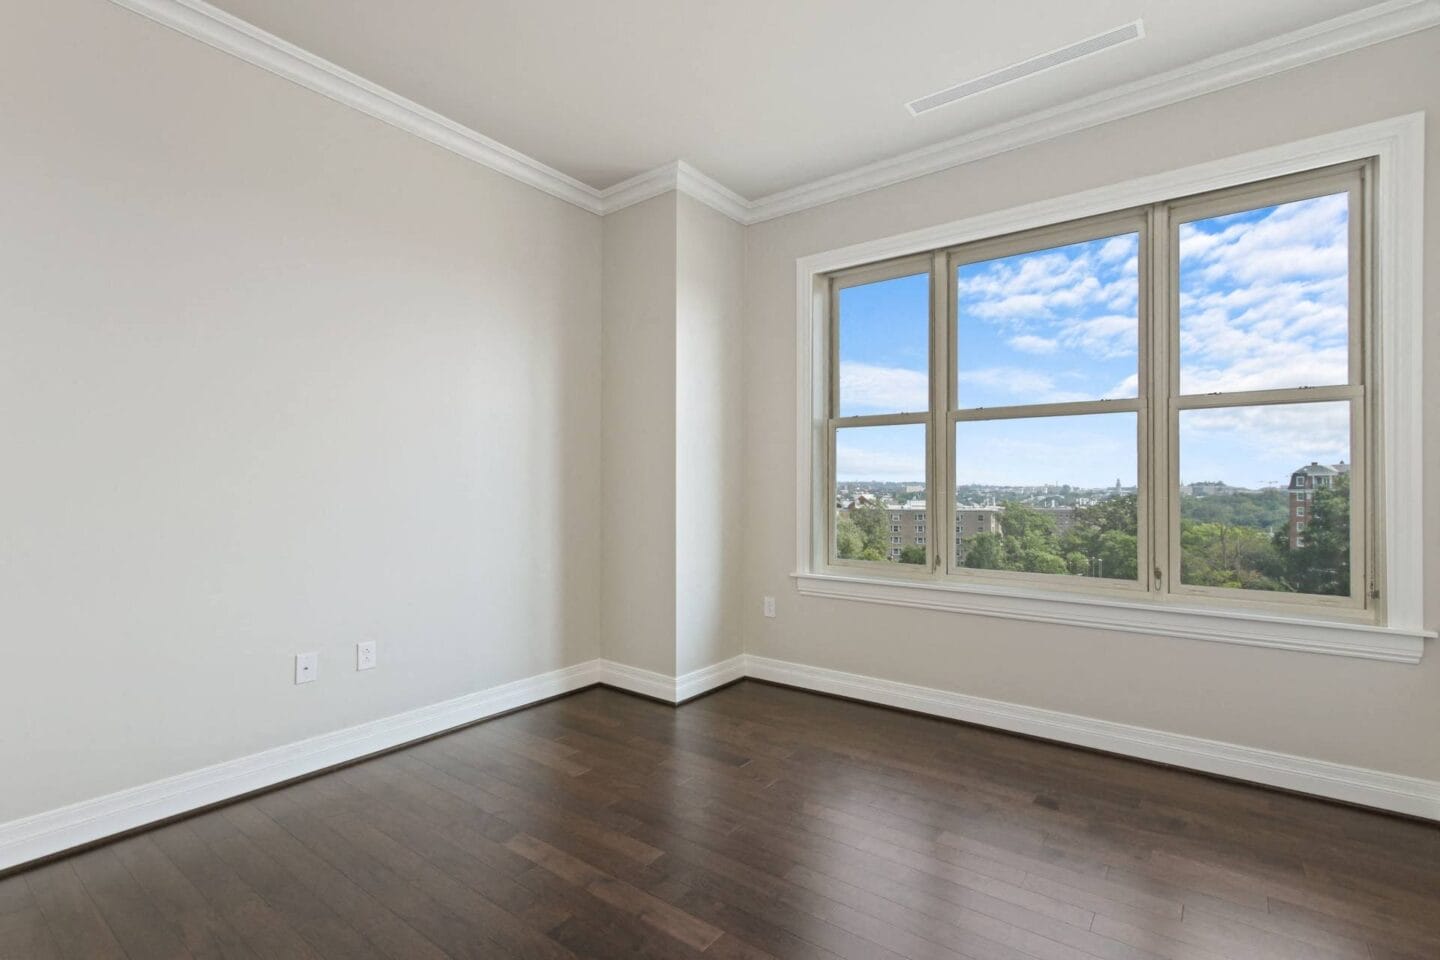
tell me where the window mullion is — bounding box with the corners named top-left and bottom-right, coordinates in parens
top-left (1149, 201), bottom-right (1172, 597)
top-left (930, 250), bottom-right (950, 576)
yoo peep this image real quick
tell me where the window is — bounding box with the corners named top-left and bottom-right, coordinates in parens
top-left (822, 162), bottom-right (1374, 617)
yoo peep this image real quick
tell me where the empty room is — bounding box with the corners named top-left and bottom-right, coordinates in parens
top-left (3, 1), bottom-right (1438, 957)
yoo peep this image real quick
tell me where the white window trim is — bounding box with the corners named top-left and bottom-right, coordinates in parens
top-left (793, 114), bottom-right (1431, 664)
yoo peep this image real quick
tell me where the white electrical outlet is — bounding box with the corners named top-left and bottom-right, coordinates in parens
top-left (356, 640), bottom-right (377, 671)
top-left (295, 652), bottom-right (318, 684)
top-left (762, 596), bottom-right (776, 618)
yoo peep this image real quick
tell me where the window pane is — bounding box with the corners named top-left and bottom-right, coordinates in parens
top-left (837, 272), bottom-right (929, 417)
top-left (954, 414), bottom-right (1138, 580)
top-left (956, 232), bottom-right (1139, 408)
top-left (835, 423), bottom-right (927, 564)
top-left (1178, 402), bottom-right (1351, 596)
top-left (1178, 192), bottom-right (1350, 394)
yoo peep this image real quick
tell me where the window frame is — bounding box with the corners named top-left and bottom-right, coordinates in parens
top-left (1159, 165), bottom-right (1371, 616)
top-left (939, 208), bottom-right (1152, 598)
top-left (792, 116), bottom-right (1431, 663)
top-left (825, 253), bottom-right (935, 578)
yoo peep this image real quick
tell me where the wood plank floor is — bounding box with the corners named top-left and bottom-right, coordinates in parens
top-left (3, 681), bottom-right (1437, 960)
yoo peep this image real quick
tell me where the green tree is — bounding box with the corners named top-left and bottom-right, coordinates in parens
top-left (1179, 521), bottom-right (1282, 590)
top-left (835, 514), bottom-right (864, 559)
top-left (898, 544), bottom-right (928, 565)
top-left (836, 505), bottom-right (888, 562)
top-left (1278, 475), bottom-right (1350, 596)
top-left (962, 501), bottom-right (1069, 575)
top-left (1060, 495), bottom-right (1138, 580)
top-left (962, 532), bottom-right (1006, 570)
top-left (1180, 489), bottom-right (1288, 530)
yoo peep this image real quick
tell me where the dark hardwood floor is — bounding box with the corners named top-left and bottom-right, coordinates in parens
top-left (3, 681), bottom-right (1437, 960)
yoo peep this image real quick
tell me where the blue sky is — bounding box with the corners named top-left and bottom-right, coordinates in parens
top-left (835, 193), bottom-right (1352, 488)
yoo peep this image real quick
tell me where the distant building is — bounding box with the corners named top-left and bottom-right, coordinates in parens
top-left (837, 497), bottom-right (1106, 564)
top-left (1038, 506), bottom-right (1075, 536)
top-left (837, 498), bottom-right (929, 561)
top-left (1286, 461), bottom-right (1347, 548)
top-left (955, 506), bottom-right (1003, 564)
top-left (1187, 481), bottom-right (1237, 497)
top-left (840, 499), bottom-right (1008, 563)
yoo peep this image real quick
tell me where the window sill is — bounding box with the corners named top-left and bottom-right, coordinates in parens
top-left (791, 572), bottom-right (1431, 663)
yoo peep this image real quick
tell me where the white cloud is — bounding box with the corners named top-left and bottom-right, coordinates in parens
top-left (1181, 193), bottom-right (1347, 284)
top-left (958, 232), bottom-right (1139, 364)
top-left (1008, 334), bottom-right (1058, 354)
top-left (1108, 373), bottom-right (1140, 397)
top-left (839, 361), bottom-right (928, 413)
top-left (1175, 192), bottom-right (1351, 393)
top-left (1057, 313), bottom-right (1137, 360)
top-left (958, 366), bottom-right (1089, 405)
top-left (1097, 235), bottom-right (1137, 264)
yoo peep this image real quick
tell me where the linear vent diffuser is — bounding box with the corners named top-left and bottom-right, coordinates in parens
top-left (907, 20), bottom-right (1145, 116)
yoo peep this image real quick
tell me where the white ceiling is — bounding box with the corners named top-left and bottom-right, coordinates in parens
top-left (206, 0), bottom-right (1393, 199)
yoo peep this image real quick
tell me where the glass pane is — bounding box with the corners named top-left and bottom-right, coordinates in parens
top-left (956, 232), bottom-right (1139, 408)
top-left (834, 424), bottom-right (927, 564)
top-left (837, 271), bottom-right (929, 417)
top-left (1178, 402), bottom-right (1352, 596)
top-left (1178, 192), bottom-right (1350, 394)
top-left (954, 414), bottom-right (1138, 581)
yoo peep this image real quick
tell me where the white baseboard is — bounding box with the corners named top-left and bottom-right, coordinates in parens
top-left (675, 655), bottom-right (748, 702)
top-left (743, 654), bottom-right (1440, 821)
top-left (0, 653), bottom-right (750, 872)
top-left (596, 655), bottom-right (747, 703)
top-left (0, 659), bottom-right (603, 873)
top-left (6, 650), bottom-right (1433, 872)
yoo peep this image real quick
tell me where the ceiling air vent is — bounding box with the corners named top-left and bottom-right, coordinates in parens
top-left (907, 20), bottom-right (1145, 116)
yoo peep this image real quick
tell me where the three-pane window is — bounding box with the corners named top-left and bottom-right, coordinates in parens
top-left (825, 162), bottom-right (1371, 613)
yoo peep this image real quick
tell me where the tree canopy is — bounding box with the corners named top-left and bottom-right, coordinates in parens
top-left (839, 480), bottom-right (1348, 597)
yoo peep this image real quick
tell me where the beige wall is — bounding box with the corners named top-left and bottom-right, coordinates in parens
top-left (600, 192), bottom-right (746, 678)
top-left (741, 27), bottom-right (1440, 780)
top-left (601, 193), bottom-right (679, 675)
top-left (3, 0), bottom-right (1434, 836)
top-left (676, 194), bottom-right (746, 676)
top-left (0, 0), bottom-right (603, 822)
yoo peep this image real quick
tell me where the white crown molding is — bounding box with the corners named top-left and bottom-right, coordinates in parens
top-left (107, 0), bottom-right (1440, 227)
top-left (108, 0), bottom-right (607, 213)
top-left (743, 655), bottom-right (1440, 820)
top-left (595, 162), bottom-right (683, 216)
top-left (671, 162), bottom-right (753, 224)
top-left (593, 162), bottom-right (751, 223)
top-left (742, 0), bottom-right (1440, 223)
